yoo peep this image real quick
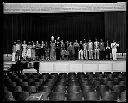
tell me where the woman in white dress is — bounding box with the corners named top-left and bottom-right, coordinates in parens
top-left (27, 42), bottom-right (32, 60)
top-left (12, 42), bottom-right (16, 61)
top-left (22, 40), bottom-right (27, 60)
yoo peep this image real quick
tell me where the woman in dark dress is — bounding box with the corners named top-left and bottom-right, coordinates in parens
top-left (68, 42), bottom-right (74, 60)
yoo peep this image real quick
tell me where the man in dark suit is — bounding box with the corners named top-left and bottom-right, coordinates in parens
top-left (105, 40), bottom-right (111, 60)
top-left (73, 40), bottom-right (80, 60)
top-left (99, 39), bottom-right (105, 60)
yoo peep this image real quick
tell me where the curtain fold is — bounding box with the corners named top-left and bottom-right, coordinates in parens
top-left (3, 12), bottom-right (105, 54)
top-left (104, 11), bottom-right (126, 53)
top-left (4, 12), bottom-right (126, 54)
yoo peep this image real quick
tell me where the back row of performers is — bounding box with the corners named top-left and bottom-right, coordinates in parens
top-left (12, 36), bottom-right (119, 62)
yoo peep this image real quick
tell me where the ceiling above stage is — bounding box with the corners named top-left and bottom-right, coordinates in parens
top-left (3, 2), bottom-right (126, 14)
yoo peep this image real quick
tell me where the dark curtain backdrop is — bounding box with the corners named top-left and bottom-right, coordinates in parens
top-left (3, 12), bottom-right (105, 54)
top-left (3, 12), bottom-right (126, 54)
top-left (104, 11), bottom-right (126, 53)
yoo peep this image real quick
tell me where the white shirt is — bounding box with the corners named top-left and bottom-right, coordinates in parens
top-left (94, 41), bottom-right (99, 49)
top-left (16, 43), bottom-right (21, 51)
top-left (83, 43), bottom-right (87, 50)
top-left (88, 42), bottom-right (93, 50)
top-left (111, 42), bottom-right (119, 49)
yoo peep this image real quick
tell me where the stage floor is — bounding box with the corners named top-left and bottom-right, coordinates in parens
top-left (4, 59), bottom-right (126, 73)
top-left (4, 58), bottom-right (126, 63)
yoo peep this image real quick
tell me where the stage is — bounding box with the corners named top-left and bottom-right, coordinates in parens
top-left (4, 59), bottom-right (126, 73)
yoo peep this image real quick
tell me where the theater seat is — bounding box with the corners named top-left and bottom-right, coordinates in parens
top-left (112, 85), bottom-right (121, 94)
top-left (4, 86), bottom-right (8, 92)
top-left (54, 85), bottom-right (66, 93)
top-left (86, 91), bottom-right (100, 101)
top-left (14, 86), bottom-right (22, 92)
top-left (119, 90), bottom-right (126, 102)
top-left (13, 91), bottom-right (29, 101)
top-left (102, 91), bottom-right (116, 101)
top-left (98, 85), bottom-right (109, 98)
top-left (3, 91), bottom-right (14, 101)
top-left (27, 86), bottom-right (37, 94)
top-left (49, 92), bottom-right (65, 101)
top-left (67, 92), bottom-right (82, 101)
top-left (22, 82), bottom-right (29, 87)
top-left (67, 85), bottom-right (81, 93)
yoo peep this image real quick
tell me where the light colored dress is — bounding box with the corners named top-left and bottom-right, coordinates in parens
top-left (27, 45), bottom-right (32, 58)
top-left (12, 44), bottom-right (16, 61)
top-left (31, 44), bottom-right (36, 59)
top-left (50, 42), bottom-right (56, 60)
top-left (22, 44), bottom-right (27, 58)
top-left (61, 43), bottom-right (65, 56)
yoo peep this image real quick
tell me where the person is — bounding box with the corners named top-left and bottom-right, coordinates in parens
top-left (35, 41), bottom-right (41, 61)
top-left (99, 39), bottom-right (105, 60)
top-left (16, 40), bottom-right (22, 61)
top-left (105, 40), bottom-right (111, 60)
top-left (26, 42), bottom-right (32, 61)
top-left (78, 41), bottom-right (84, 60)
top-left (111, 40), bottom-right (119, 60)
top-left (56, 37), bottom-right (61, 60)
top-left (88, 39), bottom-right (93, 60)
top-left (60, 40), bottom-right (65, 60)
top-left (73, 40), bottom-right (79, 60)
top-left (83, 39), bottom-right (88, 60)
top-left (41, 41), bottom-right (45, 60)
top-left (50, 36), bottom-right (56, 60)
top-left (94, 38), bottom-right (99, 60)
top-left (31, 41), bottom-right (36, 61)
top-left (21, 40), bottom-right (27, 60)
top-left (64, 41), bottom-right (69, 60)
top-left (45, 41), bottom-right (50, 60)
top-left (68, 42), bottom-right (74, 60)
top-left (12, 42), bottom-right (16, 61)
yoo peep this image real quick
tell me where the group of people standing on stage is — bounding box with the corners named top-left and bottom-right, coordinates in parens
top-left (12, 36), bottom-right (119, 61)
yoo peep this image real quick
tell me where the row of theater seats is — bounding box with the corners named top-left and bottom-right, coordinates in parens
top-left (3, 72), bottom-right (126, 101)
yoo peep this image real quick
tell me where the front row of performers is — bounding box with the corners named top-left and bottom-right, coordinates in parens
top-left (12, 36), bottom-right (119, 62)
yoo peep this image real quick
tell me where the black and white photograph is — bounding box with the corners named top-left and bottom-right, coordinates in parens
top-left (3, 2), bottom-right (126, 101)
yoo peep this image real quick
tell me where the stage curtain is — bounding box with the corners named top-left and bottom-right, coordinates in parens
top-left (3, 13), bottom-right (104, 54)
top-left (104, 11), bottom-right (126, 53)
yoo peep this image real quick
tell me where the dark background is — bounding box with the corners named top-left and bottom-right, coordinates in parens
top-left (3, 11), bottom-right (126, 54)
